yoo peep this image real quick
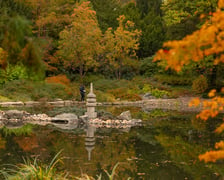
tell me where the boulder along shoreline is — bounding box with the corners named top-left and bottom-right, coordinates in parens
top-left (0, 110), bottom-right (142, 129)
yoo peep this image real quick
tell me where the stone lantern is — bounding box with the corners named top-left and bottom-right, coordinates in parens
top-left (85, 83), bottom-right (97, 119)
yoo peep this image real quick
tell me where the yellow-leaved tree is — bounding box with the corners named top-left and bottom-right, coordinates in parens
top-left (57, 1), bottom-right (102, 79)
top-left (154, 0), bottom-right (224, 163)
top-left (103, 15), bottom-right (141, 79)
top-left (0, 48), bottom-right (8, 70)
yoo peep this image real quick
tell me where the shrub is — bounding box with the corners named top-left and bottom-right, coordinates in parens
top-left (0, 95), bottom-right (11, 102)
top-left (94, 79), bottom-right (119, 91)
top-left (107, 88), bottom-right (142, 101)
top-left (142, 84), bottom-right (153, 93)
top-left (30, 83), bottom-right (72, 101)
top-left (119, 93), bottom-right (142, 101)
top-left (82, 74), bottom-right (105, 85)
top-left (0, 80), bottom-right (34, 101)
top-left (94, 79), bottom-right (130, 91)
top-left (95, 91), bottom-right (116, 102)
top-left (0, 64), bottom-right (29, 84)
top-left (153, 74), bottom-right (193, 86)
top-left (0, 80), bottom-right (75, 101)
top-left (45, 75), bottom-right (79, 99)
top-left (192, 75), bottom-right (208, 94)
top-left (107, 88), bottom-right (127, 100)
top-left (140, 56), bottom-right (160, 77)
top-left (45, 74), bottom-right (70, 86)
top-left (151, 88), bottom-right (170, 98)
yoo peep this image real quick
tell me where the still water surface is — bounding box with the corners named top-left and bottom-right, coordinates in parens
top-left (0, 107), bottom-right (224, 179)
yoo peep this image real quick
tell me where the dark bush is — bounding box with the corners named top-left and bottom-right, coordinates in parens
top-left (192, 75), bottom-right (208, 94)
top-left (140, 56), bottom-right (161, 77)
top-left (154, 74), bottom-right (193, 86)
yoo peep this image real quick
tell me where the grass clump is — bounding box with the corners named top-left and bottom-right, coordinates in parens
top-left (0, 150), bottom-right (67, 180)
top-left (0, 151), bottom-right (126, 180)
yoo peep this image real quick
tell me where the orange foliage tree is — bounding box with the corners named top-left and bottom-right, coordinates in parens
top-left (57, 1), bottom-right (102, 79)
top-left (21, 0), bottom-right (76, 37)
top-left (154, 0), bottom-right (224, 163)
top-left (0, 48), bottom-right (8, 70)
top-left (20, 0), bottom-right (78, 75)
top-left (103, 15), bottom-right (141, 79)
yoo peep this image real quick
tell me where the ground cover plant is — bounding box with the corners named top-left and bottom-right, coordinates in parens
top-left (0, 74), bottom-right (195, 103)
top-left (0, 150), bottom-right (124, 180)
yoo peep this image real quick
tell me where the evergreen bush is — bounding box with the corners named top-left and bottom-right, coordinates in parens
top-left (154, 74), bottom-right (193, 85)
top-left (192, 75), bottom-right (208, 94)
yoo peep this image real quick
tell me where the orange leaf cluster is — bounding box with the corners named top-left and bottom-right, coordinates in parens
top-left (196, 95), bottom-right (224, 121)
top-left (208, 89), bottom-right (216, 97)
top-left (14, 135), bottom-right (39, 152)
top-left (195, 88), bottom-right (224, 162)
top-left (0, 136), bottom-right (6, 149)
top-left (199, 149), bottom-right (224, 162)
top-left (219, 0), bottom-right (224, 8)
top-left (215, 123), bottom-right (224, 133)
top-left (154, 0), bottom-right (224, 163)
top-left (189, 98), bottom-right (201, 107)
top-left (154, 0), bottom-right (224, 71)
top-left (189, 89), bottom-right (224, 121)
top-left (0, 47), bottom-right (8, 70)
top-left (199, 140), bottom-right (224, 162)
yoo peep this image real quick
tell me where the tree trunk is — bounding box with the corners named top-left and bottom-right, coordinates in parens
top-left (210, 65), bottom-right (217, 89)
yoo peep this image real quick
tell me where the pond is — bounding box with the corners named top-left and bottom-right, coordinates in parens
top-left (0, 106), bottom-right (224, 179)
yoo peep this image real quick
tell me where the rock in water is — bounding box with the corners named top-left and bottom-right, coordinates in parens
top-left (51, 113), bottom-right (78, 123)
top-left (117, 110), bottom-right (132, 120)
top-left (4, 110), bottom-right (29, 119)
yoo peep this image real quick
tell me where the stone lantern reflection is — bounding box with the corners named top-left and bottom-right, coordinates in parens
top-left (85, 125), bottom-right (96, 161)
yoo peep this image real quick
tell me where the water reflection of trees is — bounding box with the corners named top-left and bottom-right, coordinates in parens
top-left (153, 115), bottom-right (224, 179)
top-left (0, 112), bottom-right (224, 179)
top-left (1, 124), bottom-right (33, 137)
top-left (0, 135), bottom-right (6, 149)
top-left (0, 124), bottom-right (137, 178)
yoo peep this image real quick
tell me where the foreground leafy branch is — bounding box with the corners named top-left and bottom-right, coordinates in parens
top-left (154, 0), bottom-right (224, 162)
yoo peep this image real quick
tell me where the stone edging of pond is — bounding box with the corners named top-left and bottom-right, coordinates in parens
top-left (0, 97), bottom-right (203, 112)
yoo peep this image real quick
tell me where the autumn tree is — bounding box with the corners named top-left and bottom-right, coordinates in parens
top-left (21, 0), bottom-right (78, 38)
top-left (154, 0), bottom-right (224, 162)
top-left (17, 0), bottom-right (80, 77)
top-left (102, 15), bottom-right (141, 79)
top-left (0, 0), bottom-right (45, 80)
top-left (57, 1), bottom-right (102, 79)
top-left (1, 16), bottom-right (32, 65)
top-left (0, 48), bottom-right (8, 70)
top-left (0, 0), bottom-right (32, 65)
